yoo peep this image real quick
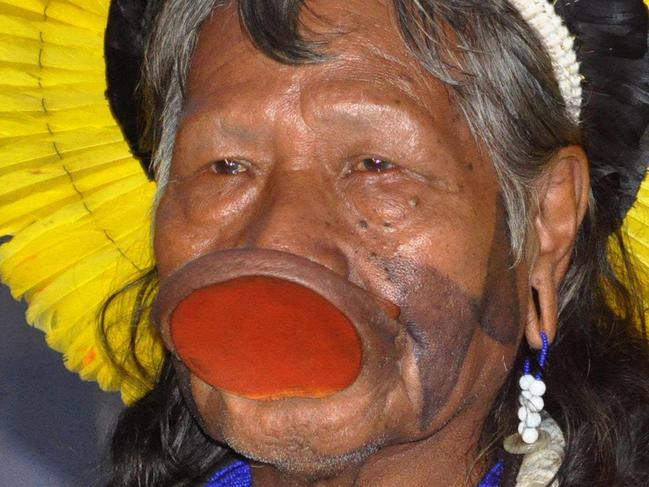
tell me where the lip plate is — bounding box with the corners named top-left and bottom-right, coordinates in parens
top-left (152, 249), bottom-right (402, 398)
top-left (169, 274), bottom-right (364, 399)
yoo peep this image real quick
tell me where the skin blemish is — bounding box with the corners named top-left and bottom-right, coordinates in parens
top-left (358, 219), bottom-right (369, 229)
top-left (408, 196), bottom-right (420, 208)
top-left (383, 222), bottom-right (392, 228)
top-left (383, 265), bottom-right (394, 282)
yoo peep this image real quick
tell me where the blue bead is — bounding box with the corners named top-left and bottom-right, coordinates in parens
top-left (205, 460), bottom-right (252, 487)
top-left (477, 458), bottom-right (505, 487)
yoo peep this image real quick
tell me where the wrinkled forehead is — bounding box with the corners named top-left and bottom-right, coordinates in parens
top-left (184, 0), bottom-right (465, 130)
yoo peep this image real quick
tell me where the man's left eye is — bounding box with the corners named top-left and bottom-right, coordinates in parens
top-left (353, 157), bottom-right (396, 173)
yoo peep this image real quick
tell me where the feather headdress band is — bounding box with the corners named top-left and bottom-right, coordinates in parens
top-left (0, 0), bottom-right (647, 402)
top-left (509, 0), bottom-right (583, 121)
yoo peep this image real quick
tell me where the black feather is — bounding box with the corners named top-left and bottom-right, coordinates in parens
top-left (105, 0), bottom-right (159, 179)
top-left (556, 0), bottom-right (649, 228)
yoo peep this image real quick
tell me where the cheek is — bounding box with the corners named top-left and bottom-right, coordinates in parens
top-left (380, 256), bottom-right (523, 429)
top-left (153, 175), bottom-right (260, 277)
top-left (353, 195), bottom-right (522, 428)
top-left (342, 176), bottom-right (428, 232)
top-left (342, 177), bottom-right (490, 299)
top-left (346, 180), bottom-right (417, 230)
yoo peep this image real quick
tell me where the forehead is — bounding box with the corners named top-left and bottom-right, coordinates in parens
top-left (184, 0), bottom-right (467, 136)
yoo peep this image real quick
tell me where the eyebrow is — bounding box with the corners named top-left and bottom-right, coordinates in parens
top-left (178, 109), bottom-right (272, 143)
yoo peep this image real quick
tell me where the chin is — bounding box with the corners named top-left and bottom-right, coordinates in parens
top-left (226, 423), bottom-right (384, 480)
top-left (189, 370), bottom-right (408, 477)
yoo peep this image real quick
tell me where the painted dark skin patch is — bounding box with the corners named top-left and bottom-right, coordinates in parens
top-left (477, 197), bottom-right (520, 344)
top-left (385, 198), bottom-right (520, 428)
top-left (383, 257), bottom-right (480, 428)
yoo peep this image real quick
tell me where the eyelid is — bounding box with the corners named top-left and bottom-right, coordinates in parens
top-left (348, 156), bottom-right (399, 175)
top-left (210, 158), bottom-right (249, 175)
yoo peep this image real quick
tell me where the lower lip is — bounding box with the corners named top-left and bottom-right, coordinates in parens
top-left (170, 276), bottom-right (363, 400)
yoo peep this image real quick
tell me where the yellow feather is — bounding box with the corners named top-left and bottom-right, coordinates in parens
top-left (1, 184), bottom-right (154, 296)
top-left (0, 34), bottom-right (103, 69)
top-left (1, 104), bottom-right (116, 136)
top-left (0, 13), bottom-right (103, 46)
top-left (0, 84), bottom-right (106, 112)
top-left (0, 0), bottom-right (158, 402)
top-left (0, 1), bottom-right (48, 16)
top-left (0, 65), bottom-right (101, 87)
top-left (0, 127), bottom-right (124, 170)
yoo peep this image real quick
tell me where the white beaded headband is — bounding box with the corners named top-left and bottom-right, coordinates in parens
top-left (509, 0), bottom-right (583, 122)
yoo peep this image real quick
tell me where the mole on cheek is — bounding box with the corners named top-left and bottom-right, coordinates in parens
top-left (358, 219), bottom-right (369, 229)
top-left (383, 265), bottom-right (394, 283)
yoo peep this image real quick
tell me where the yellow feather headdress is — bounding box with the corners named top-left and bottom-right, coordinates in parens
top-left (0, 0), bottom-right (159, 403)
top-left (0, 0), bottom-right (648, 404)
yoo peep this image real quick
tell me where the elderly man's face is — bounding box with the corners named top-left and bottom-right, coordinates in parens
top-left (154, 0), bottom-right (527, 479)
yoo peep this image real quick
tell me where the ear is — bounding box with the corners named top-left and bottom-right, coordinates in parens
top-left (525, 146), bottom-right (590, 349)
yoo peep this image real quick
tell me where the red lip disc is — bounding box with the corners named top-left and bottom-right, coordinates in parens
top-left (170, 276), bottom-right (363, 400)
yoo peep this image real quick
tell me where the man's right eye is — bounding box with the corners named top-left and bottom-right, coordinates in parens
top-left (211, 159), bottom-right (247, 175)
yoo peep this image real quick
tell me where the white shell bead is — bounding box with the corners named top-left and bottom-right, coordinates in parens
top-left (519, 374), bottom-right (534, 390)
top-left (508, 0), bottom-right (582, 122)
top-left (522, 427), bottom-right (539, 444)
top-left (518, 406), bottom-right (528, 421)
top-left (525, 412), bottom-right (542, 428)
top-left (503, 430), bottom-right (550, 455)
top-left (530, 379), bottom-right (546, 396)
top-left (528, 395), bottom-right (544, 412)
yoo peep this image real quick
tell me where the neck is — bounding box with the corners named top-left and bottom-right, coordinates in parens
top-left (250, 404), bottom-right (493, 487)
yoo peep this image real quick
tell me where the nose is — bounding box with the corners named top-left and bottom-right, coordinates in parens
top-left (243, 168), bottom-right (350, 277)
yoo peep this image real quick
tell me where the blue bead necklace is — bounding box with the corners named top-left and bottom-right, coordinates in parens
top-left (205, 460), bottom-right (252, 487)
top-left (205, 457), bottom-right (505, 486)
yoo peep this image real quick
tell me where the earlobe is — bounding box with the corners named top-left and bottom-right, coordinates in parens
top-left (526, 145), bottom-right (590, 349)
top-left (525, 272), bottom-right (558, 349)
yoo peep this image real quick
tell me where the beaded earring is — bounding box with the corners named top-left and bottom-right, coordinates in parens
top-left (516, 331), bottom-right (549, 444)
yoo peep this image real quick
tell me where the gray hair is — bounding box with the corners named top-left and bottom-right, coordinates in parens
top-left (142, 0), bottom-right (582, 299)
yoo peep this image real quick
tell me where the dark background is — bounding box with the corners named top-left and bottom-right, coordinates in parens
top-left (0, 283), bottom-right (123, 486)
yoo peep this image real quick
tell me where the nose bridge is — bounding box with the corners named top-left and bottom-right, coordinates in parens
top-left (246, 168), bottom-right (349, 277)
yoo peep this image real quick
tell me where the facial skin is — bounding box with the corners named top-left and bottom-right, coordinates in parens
top-left (153, 1), bottom-right (589, 485)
